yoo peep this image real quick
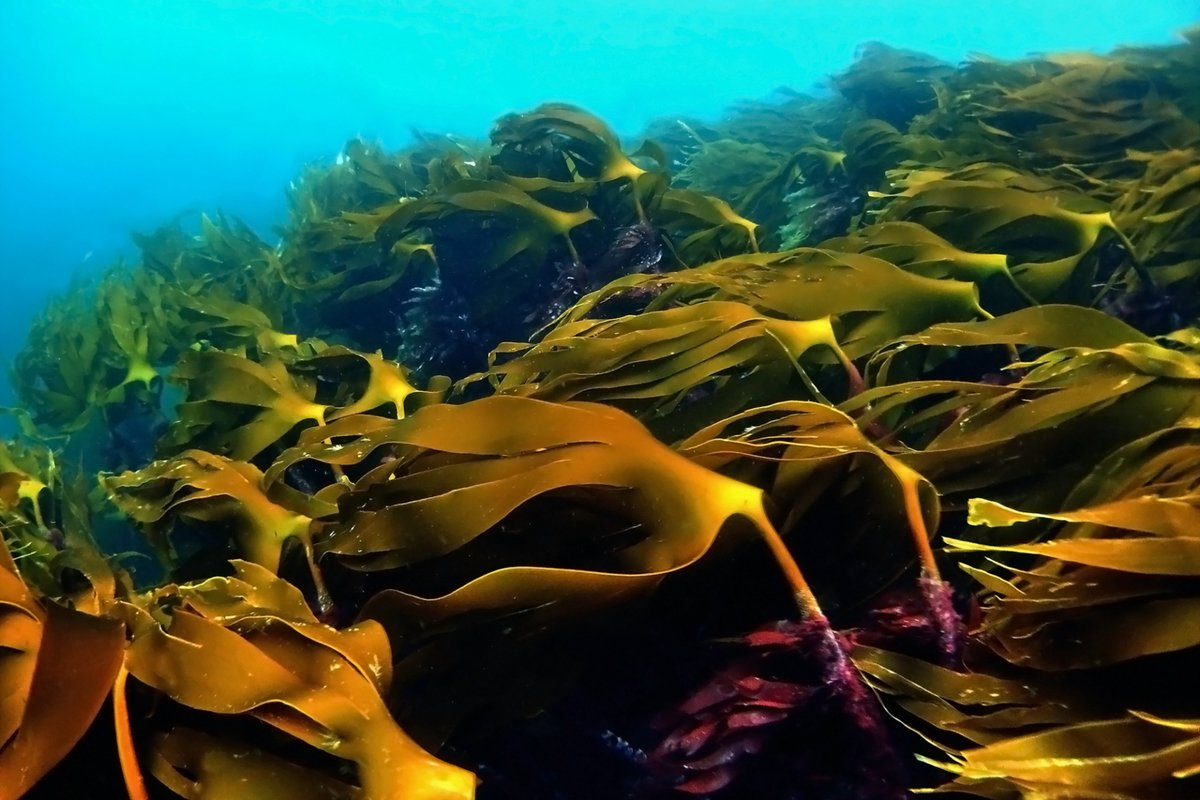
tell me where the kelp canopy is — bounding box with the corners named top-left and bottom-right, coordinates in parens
top-left (4, 29), bottom-right (1200, 800)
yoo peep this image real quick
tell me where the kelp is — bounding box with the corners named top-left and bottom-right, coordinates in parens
top-left (163, 344), bottom-right (443, 464)
top-left (121, 562), bottom-right (476, 800)
top-left (854, 423), bottom-right (1200, 799)
top-left (558, 247), bottom-right (989, 362)
top-left (874, 163), bottom-right (1144, 304)
top-left (1112, 148), bottom-right (1200, 322)
top-left (654, 189), bottom-right (761, 261)
top-left (963, 58), bottom-right (1200, 178)
top-left (1, 440), bottom-right (68, 591)
top-left (5, 30), bottom-right (1200, 800)
top-left (673, 139), bottom-right (790, 211)
top-left (4, 504), bottom-right (477, 800)
top-left (278, 396), bottom-right (797, 581)
top-left (472, 300), bottom-right (857, 430)
top-left (0, 538), bottom-right (126, 800)
top-left (824, 221), bottom-right (1038, 311)
top-left (958, 422), bottom-right (1200, 670)
top-left (846, 309), bottom-right (1200, 512)
top-left (674, 401), bottom-right (946, 618)
top-left (247, 397), bottom-right (861, 744)
top-left (832, 42), bottom-right (953, 128)
top-left (102, 450), bottom-right (323, 600)
top-left (13, 215), bottom-right (290, 438)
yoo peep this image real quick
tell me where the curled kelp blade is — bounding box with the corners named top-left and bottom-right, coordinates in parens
top-left (164, 350), bottom-right (327, 462)
top-left (149, 727), bottom-right (357, 800)
top-left (655, 188), bottom-right (762, 261)
top-left (14, 213), bottom-right (291, 439)
top-left (0, 441), bottom-right (59, 582)
top-left (117, 562), bottom-right (475, 799)
top-left (1112, 148), bottom-right (1200, 321)
top-left (823, 221), bottom-right (1037, 311)
top-left (278, 161), bottom-right (437, 304)
top-left (852, 645), bottom-right (1089, 748)
top-left (964, 58), bottom-right (1200, 179)
top-left (164, 344), bottom-right (441, 463)
top-left (491, 102), bottom-right (652, 186)
top-left (674, 401), bottom-right (945, 615)
top-left (845, 330), bottom-right (1200, 512)
top-left (864, 303), bottom-right (1152, 384)
top-left (308, 396), bottom-right (774, 575)
top-left (258, 397), bottom-right (797, 739)
top-left (102, 450), bottom-right (324, 604)
top-left (930, 714), bottom-right (1200, 800)
top-left (165, 284), bottom-right (292, 352)
top-left (555, 247), bottom-right (987, 362)
top-left (875, 164), bottom-right (1139, 304)
top-left (284, 346), bottom-right (446, 421)
top-left (0, 437), bottom-right (133, 610)
top-left (469, 300), bottom-right (856, 427)
top-left (833, 42), bottom-right (953, 128)
top-left (860, 421), bottom-right (1200, 797)
top-left (853, 646), bottom-right (1200, 799)
top-left (949, 423), bottom-right (1200, 670)
top-left (377, 178), bottom-right (596, 274)
top-left (265, 398), bottom-right (948, 748)
top-left (12, 270), bottom-right (166, 435)
top-left (0, 538), bottom-right (125, 800)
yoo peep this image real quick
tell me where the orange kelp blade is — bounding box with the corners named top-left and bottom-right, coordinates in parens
top-left (117, 562), bottom-right (476, 800)
top-left (0, 540), bottom-right (125, 800)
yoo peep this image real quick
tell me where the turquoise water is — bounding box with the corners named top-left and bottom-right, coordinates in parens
top-left (1, 0), bottom-right (1196, 405)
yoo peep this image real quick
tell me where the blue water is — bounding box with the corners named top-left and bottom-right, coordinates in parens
top-left (1, 0), bottom-right (1196, 408)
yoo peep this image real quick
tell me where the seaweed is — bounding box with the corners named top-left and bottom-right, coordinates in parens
top-left (4, 30), bottom-right (1200, 800)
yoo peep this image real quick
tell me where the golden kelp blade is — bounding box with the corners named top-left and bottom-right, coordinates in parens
top-left (952, 424), bottom-right (1200, 670)
top-left (877, 165), bottom-right (1142, 303)
top-left (933, 715), bottom-right (1200, 799)
top-left (862, 423), bottom-right (1200, 796)
top-left (474, 301), bottom-right (854, 419)
top-left (1114, 148), bottom-right (1200, 316)
top-left (119, 561), bottom-right (476, 799)
top-left (676, 401), bottom-right (941, 583)
top-left (554, 247), bottom-right (988, 361)
top-left (259, 397), bottom-right (836, 745)
top-left (308, 397), bottom-right (778, 576)
top-left (854, 646), bottom-right (1200, 798)
top-left (846, 325), bottom-right (1200, 514)
top-left (149, 727), bottom-right (357, 800)
top-left (103, 450), bottom-right (325, 602)
top-left (825, 221), bottom-right (1038, 310)
top-left (165, 350), bottom-right (327, 461)
top-left (863, 302), bottom-right (1152, 384)
top-left (164, 344), bottom-right (441, 462)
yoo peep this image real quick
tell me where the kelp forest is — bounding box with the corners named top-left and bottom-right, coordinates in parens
top-left (4, 31), bottom-right (1200, 800)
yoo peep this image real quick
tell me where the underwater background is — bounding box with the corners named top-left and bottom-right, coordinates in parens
top-left (3, 2), bottom-right (1200, 799)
